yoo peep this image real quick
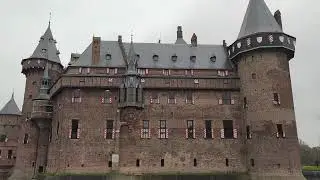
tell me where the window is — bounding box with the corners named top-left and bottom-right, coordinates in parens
top-left (23, 134), bottom-right (29, 144)
top-left (276, 124), bottom-right (285, 138)
top-left (38, 166), bottom-right (44, 173)
top-left (70, 120), bottom-right (79, 139)
top-left (210, 56), bottom-right (216, 62)
top-left (102, 90), bottom-right (112, 104)
top-left (106, 54), bottom-right (112, 60)
top-left (167, 93), bottom-right (176, 104)
top-left (252, 73), bottom-right (256, 79)
top-left (108, 161), bottom-right (112, 167)
top-left (32, 81), bottom-right (37, 85)
top-left (159, 120), bottom-right (168, 139)
top-left (41, 49), bottom-right (47, 53)
top-left (0, 134), bottom-right (7, 142)
top-left (250, 159), bottom-right (255, 167)
top-left (222, 120), bottom-right (234, 139)
top-left (161, 159), bottom-right (164, 167)
top-left (218, 70), bottom-right (228, 77)
top-left (153, 55), bottom-right (159, 61)
top-left (141, 120), bottom-right (150, 139)
top-left (32, 161), bottom-right (35, 167)
top-left (194, 158), bottom-right (197, 167)
top-left (150, 92), bottom-right (159, 104)
top-left (221, 92), bottom-right (232, 105)
top-left (56, 122), bottom-right (60, 135)
top-left (105, 120), bottom-right (114, 139)
top-left (186, 91), bottom-right (194, 104)
top-left (7, 150), bottom-right (12, 159)
top-left (72, 89), bottom-right (81, 103)
top-left (205, 120), bottom-right (213, 139)
top-left (246, 126), bottom-right (252, 139)
top-left (186, 120), bottom-right (195, 139)
top-left (273, 93), bottom-right (281, 105)
top-left (136, 159), bottom-right (140, 167)
top-left (190, 56), bottom-right (196, 62)
top-left (163, 69), bottom-right (170, 76)
top-left (0, 150), bottom-right (1, 157)
top-left (244, 97), bottom-right (248, 109)
top-left (185, 69), bottom-right (194, 76)
top-left (138, 69), bottom-right (149, 75)
top-left (171, 55), bottom-right (177, 61)
top-left (225, 158), bottom-right (229, 167)
top-left (86, 68), bottom-right (90, 74)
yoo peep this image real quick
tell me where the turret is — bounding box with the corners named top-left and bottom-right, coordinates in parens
top-left (228, 0), bottom-right (304, 179)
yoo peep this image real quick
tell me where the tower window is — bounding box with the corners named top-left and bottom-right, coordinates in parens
top-left (105, 54), bottom-right (112, 60)
top-left (225, 158), bottom-right (229, 167)
top-left (7, 150), bottom-right (12, 159)
top-left (210, 56), bottom-right (216, 62)
top-left (186, 91), bottom-right (194, 104)
top-left (250, 159), bottom-right (255, 167)
top-left (153, 54), bottom-right (159, 61)
top-left (105, 120), bottom-right (114, 139)
top-left (23, 133), bottom-right (29, 144)
top-left (276, 124), bottom-right (285, 138)
top-left (161, 159), bottom-right (164, 167)
top-left (38, 166), bottom-right (44, 173)
top-left (72, 89), bottom-right (81, 103)
top-left (102, 90), bottom-right (112, 104)
top-left (246, 126), bottom-right (252, 139)
top-left (108, 161), bottom-right (112, 167)
top-left (194, 158), bottom-right (197, 167)
top-left (136, 159), bottom-right (140, 167)
top-left (223, 120), bottom-right (234, 139)
top-left (159, 120), bottom-right (168, 139)
top-left (273, 93), bottom-right (281, 105)
top-left (70, 120), bottom-right (79, 139)
top-left (205, 120), bottom-right (212, 139)
top-left (186, 120), bottom-right (195, 139)
top-left (141, 120), bottom-right (150, 139)
top-left (171, 55), bottom-right (178, 61)
top-left (244, 97), bottom-right (248, 109)
top-left (252, 73), bottom-right (257, 79)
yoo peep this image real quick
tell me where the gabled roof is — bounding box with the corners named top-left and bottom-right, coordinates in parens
top-left (238, 0), bottom-right (283, 39)
top-left (69, 41), bottom-right (231, 69)
top-left (0, 93), bottom-right (21, 116)
top-left (29, 24), bottom-right (61, 63)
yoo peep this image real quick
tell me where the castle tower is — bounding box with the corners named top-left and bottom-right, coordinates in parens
top-left (9, 23), bottom-right (63, 180)
top-left (0, 93), bottom-right (21, 179)
top-left (228, 0), bottom-right (304, 179)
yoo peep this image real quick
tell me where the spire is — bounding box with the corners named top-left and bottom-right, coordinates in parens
top-left (29, 23), bottom-right (61, 63)
top-left (191, 33), bottom-right (197, 47)
top-left (126, 39), bottom-right (138, 75)
top-left (237, 0), bottom-right (283, 39)
top-left (0, 93), bottom-right (22, 115)
top-left (37, 62), bottom-right (51, 100)
top-left (175, 26), bottom-right (187, 45)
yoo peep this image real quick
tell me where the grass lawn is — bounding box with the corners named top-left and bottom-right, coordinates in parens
top-left (303, 166), bottom-right (320, 171)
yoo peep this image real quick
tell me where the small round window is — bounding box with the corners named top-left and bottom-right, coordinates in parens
top-left (105, 54), bottom-right (112, 60)
top-left (210, 56), bottom-right (216, 62)
top-left (153, 55), bottom-right (159, 61)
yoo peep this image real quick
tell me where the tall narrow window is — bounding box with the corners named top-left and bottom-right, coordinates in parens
top-left (223, 120), bottom-right (234, 139)
top-left (72, 89), bottom-right (81, 103)
top-left (276, 124), bottom-right (285, 138)
top-left (23, 133), bottom-right (29, 144)
top-left (0, 150), bottom-right (1, 157)
top-left (244, 97), bottom-right (248, 109)
top-left (70, 120), bottom-right (79, 139)
top-left (163, 69), bottom-right (170, 76)
top-left (102, 90), bottom-right (113, 104)
top-left (108, 161), bottom-right (112, 167)
top-left (225, 158), bottom-right (229, 167)
top-left (105, 120), bottom-right (114, 139)
top-left (194, 159), bottom-right (197, 167)
top-left (7, 150), bottom-right (12, 159)
top-left (246, 126), bottom-right (252, 139)
top-left (159, 120), bottom-right (168, 139)
top-left (205, 120), bottom-right (213, 139)
top-left (38, 166), bottom-right (44, 173)
top-left (252, 73), bottom-right (256, 79)
top-left (141, 120), bottom-right (150, 139)
top-left (186, 91), bottom-right (194, 104)
top-left (222, 92), bottom-right (232, 105)
top-left (136, 159), bottom-right (140, 167)
top-left (150, 92), bottom-right (159, 104)
top-left (161, 159), bottom-right (164, 167)
top-left (273, 93), bottom-right (281, 105)
top-left (250, 159), bottom-right (255, 167)
top-left (187, 120), bottom-right (195, 139)
top-left (168, 93), bottom-right (176, 104)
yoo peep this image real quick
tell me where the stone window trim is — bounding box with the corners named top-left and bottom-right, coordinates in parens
top-left (167, 93), bottom-right (176, 104)
top-left (7, 150), bottom-right (13, 159)
top-left (204, 120), bottom-right (213, 139)
top-left (185, 69), bottom-right (194, 76)
top-left (101, 90), bottom-right (113, 104)
top-left (185, 92), bottom-right (194, 104)
top-left (221, 120), bottom-right (237, 139)
top-left (273, 93), bottom-right (281, 105)
top-left (105, 120), bottom-right (115, 139)
top-left (218, 70), bottom-right (229, 77)
top-left (23, 133), bottom-right (29, 144)
top-left (203, 129), bottom-right (214, 139)
top-left (219, 92), bottom-right (235, 105)
top-left (186, 120), bottom-right (195, 139)
top-left (276, 124), bottom-right (286, 138)
top-left (71, 89), bottom-right (82, 103)
top-left (150, 93), bottom-right (160, 104)
top-left (141, 120), bottom-right (151, 139)
top-left (138, 68), bottom-right (149, 75)
top-left (163, 69), bottom-right (170, 76)
top-left (246, 125), bottom-right (252, 139)
top-left (158, 120), bottom-right (168, 139)
top-left (220, 129), bottom-right (238, 139)
top-left (69, 119), bottom-right (80, 139)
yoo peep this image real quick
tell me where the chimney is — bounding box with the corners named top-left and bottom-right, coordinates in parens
top-left (223, 40), bottom-right (227, 48)
top-left (274, 10), bottom-right (283, 30)
top-left (177, 26), bottom-right (183, 39)
top-left (191, 33), bottom-right (197, 47)
top-left (92, 37), bottom-right (101, 65)
top-left (118, 35), bottom-right (122, 43)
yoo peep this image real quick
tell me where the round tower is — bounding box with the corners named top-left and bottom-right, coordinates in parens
top-left (229, 0), bottom-right (304, 179)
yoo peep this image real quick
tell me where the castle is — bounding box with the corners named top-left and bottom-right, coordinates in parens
top-left (0, 0), bottom-right (305, 179)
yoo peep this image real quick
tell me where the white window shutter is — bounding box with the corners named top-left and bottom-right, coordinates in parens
top-left (114, 68), bottom-right (118, 74)
top-left (106, 68), bottom-right (110, 74)
top-left (150, 97), bottom-right (153, 104)
top-left (87, 68), bottom-right (90, 74)
top-left (225, 70), bottom-right (229, 76)
top-left (278, 93), bottom-right (281, 105)
top-left (231, 99), bottom-right (235, 105)
top-left (276, 132), bottom-right (280, 138)
top-left (185, 70), bottom-right (188, 75)
top-left (185, 129), bottom-right (188, 139)
top-left (203, 129), bottom-right (206, 138)
top-left (158, 129), bottom-right (161, 139)
top-left (218, 99), bottom-right (223, 105)
top-left (104, 129), bottom-right (107, 139)
top-left (72, 97), bottom-right (75, 103)
top-left (162, 69), bottom-right (165, 75)
top-left (185, 98), bottom-right (188, 104)
top-left (220, 129), bottom-right (225, 139)
top-left (193, 129), bottom-right (196, 139)
top-left (212, 129), bottom-right (214, 139)
top-left (77, 129), bottom-right (80, 139)
top-left (283, 132), bottom-right (286, 138)
top-left (5, 137), bottom-right (8, 142)
top-left (148, 129), bottom-right (151, 139)
top-left (233, 129), bottom-right (238, 139)
top-left (112, 129), bottom-right (115, 139)
top-left (101, 97), bottom-right (105, 103)
top-left (191, 70), bottom-right (194, 75)
top-left (109, 97), bottom-right (113, 104)
top-left (79, 67), bottom-right (82, 73)
top-left (157, 98), bottom-right (160, 104)
top-left (79, 97), bottom-right (82, 103)
top-left (166, 129), bottom-right (168, 139)
top-left (145, 69), bottom-right (149, 74)
top-left (167, 98), bottom-right (169, 104)
top-left (69, 129), bottom-right (72, 139)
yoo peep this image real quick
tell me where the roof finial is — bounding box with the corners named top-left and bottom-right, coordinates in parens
top-left (49, 12), bottom-right (52, 27)
top-left (130, 32), bottom-right (133, 43)
top-left (11, 89), bottom-right (14, 99)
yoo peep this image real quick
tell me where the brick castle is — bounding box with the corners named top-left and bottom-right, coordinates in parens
top-left (0, 0), bottom-right (305, 179)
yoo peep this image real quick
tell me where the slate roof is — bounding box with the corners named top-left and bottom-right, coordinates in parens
top-left (0, 93), bottom-right (21, 116)
top-left (70, 41), bottom-right (231, 69)
top-left (29, 24), bottom-right (61, 63)
top-left (238, 0), bottom-right (283, 39)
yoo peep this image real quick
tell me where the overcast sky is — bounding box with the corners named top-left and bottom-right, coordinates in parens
top-left (0, 0), bottom-right (319, 147)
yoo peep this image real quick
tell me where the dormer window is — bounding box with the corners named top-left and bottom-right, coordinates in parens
top-left (210, 56), bottom-right (216, 62)
top-left (190, 56), bottom-right (196, 62)
top-left (136, 54), bottom-right (140, 60)
top-left (56, 50), bottom-right (60, 55)
top-left (153, 54), bottom-right (159, 61)
top-left (42, 49), bottom-right (47, 53)
top-left (171, 55), bottom-right (178, 61)
top-left (105, 54), bottom-right (112, 60)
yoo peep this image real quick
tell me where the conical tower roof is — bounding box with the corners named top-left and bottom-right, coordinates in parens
top-left (29, 23), bottom-right (61, 63)
top-left (237, 0), bottom-right (282, 39)
top-left (0, 93), bottom-right (22, 116)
